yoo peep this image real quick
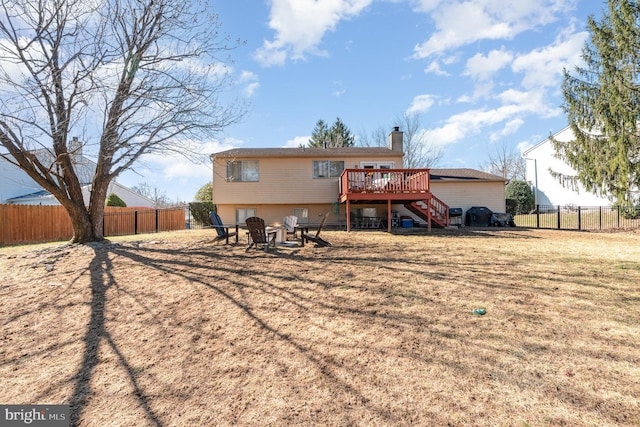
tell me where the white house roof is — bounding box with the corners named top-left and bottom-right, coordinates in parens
top-left (522, 126), bottom-right (574, 157)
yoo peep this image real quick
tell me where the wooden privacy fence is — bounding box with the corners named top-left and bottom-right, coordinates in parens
top-left (0, 204), bottom-right (186, 245)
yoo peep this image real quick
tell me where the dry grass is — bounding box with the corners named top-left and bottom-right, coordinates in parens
top-left (1, 228), bottom-right (639, 426)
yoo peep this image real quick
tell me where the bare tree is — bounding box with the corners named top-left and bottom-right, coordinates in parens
top-left (480, 143), bottom-right (526, 180)
top-left (0, 0), bottom-right (244, 242)
top-left (396, 112), bottom-right (442, 169)
top-left (358, 113), bottom-right (442, 168)
top-left (130, 182), bottom-right (174, 208)
top-left (357, 125), bottom-right (388, 148)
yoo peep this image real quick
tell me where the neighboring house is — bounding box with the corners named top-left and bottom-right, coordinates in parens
top-left (211, 128), bottom-right (506, 229)
top-left (0, 141), bottom-right (154, 207)
top-left (523, 127), bottom-right (611, 207)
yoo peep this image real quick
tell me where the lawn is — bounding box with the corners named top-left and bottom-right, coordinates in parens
top-left (1, 228), bottom-right (639, 426)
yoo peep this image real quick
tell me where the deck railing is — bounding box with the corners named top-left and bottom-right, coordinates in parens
top-left (340, 168), bottom-right (430, 195)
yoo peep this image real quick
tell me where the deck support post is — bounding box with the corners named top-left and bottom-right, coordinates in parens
top-left (387, 200), bottom-right (392, 233)
top-left (427, 196), bottom-right (432, 232)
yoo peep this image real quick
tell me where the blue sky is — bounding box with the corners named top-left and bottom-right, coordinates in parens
top-left (120, 0), bottom-right (600, 202)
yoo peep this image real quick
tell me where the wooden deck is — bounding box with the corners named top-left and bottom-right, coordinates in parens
top-left (339, 169), bottom-right (449, 231)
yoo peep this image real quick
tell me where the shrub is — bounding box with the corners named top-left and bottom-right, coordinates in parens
top-left (189, 202), bottom-right (216, 225)
top-left (505, 180), bottom-right (534, 214)
top-left (106, 193), bottom-right (127, 207)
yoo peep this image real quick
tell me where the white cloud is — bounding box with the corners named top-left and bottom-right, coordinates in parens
top-left (283, 135), bottom-right (310, 148)
top-left (511, 24), bottom-right (587, 89)
top-left (238, 70), bottom-right (260, 96)
top-left (490, 117), bottom-right (524, 141)
top-left (464, 48), bottom-right (514, 80)
top-left (427, 83), bottom-right (565, 149)
top-left (253, 0), bottom-right (373, 66)
top-left (413, 0), bottom-right (576, 59)
top-left (425, 106), bottom-right (521, 148)
top-left (424, 60), bottom-right (449, 76)
top-left (407, 94), bottom-right (436, 114)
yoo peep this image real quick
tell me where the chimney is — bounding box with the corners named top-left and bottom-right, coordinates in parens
top-left (389, 126), bottom-right (403, 153)
top-left (69, 136), bottom-right (82, 159)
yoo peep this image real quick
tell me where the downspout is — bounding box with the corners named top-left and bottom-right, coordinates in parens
top-left (524, 157), bottom-right (538, 206)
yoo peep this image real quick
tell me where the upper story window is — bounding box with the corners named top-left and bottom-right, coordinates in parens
top-left (313, 160), bottom-right (344, 178)
top-left (226, 160), bottom-right (259, 182)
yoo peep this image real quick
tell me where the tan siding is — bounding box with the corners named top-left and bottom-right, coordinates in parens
top-left (213, 155), bottom-right (402, 205)
top-left (431, 181), bottom-right (506, 214)
top-left (216, 204), bottom-right (345, 228)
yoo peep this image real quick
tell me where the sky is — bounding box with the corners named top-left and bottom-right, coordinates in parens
top-left (120, 0), bottom-right (602, 202)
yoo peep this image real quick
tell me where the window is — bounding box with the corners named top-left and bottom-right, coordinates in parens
top-left (227, 160), bottom-right (259, 182)
top-left (236, 208), bottom-right (256, 224)
top-left (293, 208), bottom-right (309, 224)
top-left (360, 162), bottom-right (394, 169)
top-left (313, 160), bottom-right (344, 178)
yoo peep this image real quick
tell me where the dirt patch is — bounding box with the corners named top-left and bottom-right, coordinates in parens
top-left (1, 228), bottom-right (639, 426)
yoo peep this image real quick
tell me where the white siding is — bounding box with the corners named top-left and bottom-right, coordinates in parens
top-left (524, 127), bottom-right (611, 206)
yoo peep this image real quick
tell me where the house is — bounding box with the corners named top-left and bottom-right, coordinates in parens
top-left (0, 140), bottom-right (154, 207)
top-left (522, 127), bottom-right (611, 207)
top-left (211, 128), bottom-right (506, 230)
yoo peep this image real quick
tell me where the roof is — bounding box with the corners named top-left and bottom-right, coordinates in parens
top-left (430, 168), bottom-right (506, 182)
top-left (522, 126), bottom-right (572, 156)
top-left (211, 146), bottom-right (400, 159)
top-left (5, 190), bottom-right (54, 202)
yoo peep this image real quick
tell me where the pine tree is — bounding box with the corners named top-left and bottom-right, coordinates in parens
top-left (308, 119), bottom-right (330, 147)
top-left (328, 117), bottom-right (355, 147)
top-left (105, 193), bottom-right (127, 207)
top-left (308, 117), bottom-right (355, 148)
top-left (558, 0), bottom-right (640, 206)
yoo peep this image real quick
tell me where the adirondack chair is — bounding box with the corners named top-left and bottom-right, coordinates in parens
top-left (302, 212), bottom-right (331, 247)
top-left (209, 212), bottom-right (238, 244)
top-left (282, 215), bottom-right (298, 240)
top-left (245, 217), bottom-right (277, 252)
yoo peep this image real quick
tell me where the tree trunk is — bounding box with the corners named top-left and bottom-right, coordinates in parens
top-left (65, 202), bottom-right (103, 243)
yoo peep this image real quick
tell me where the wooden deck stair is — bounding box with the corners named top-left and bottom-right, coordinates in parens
top-left (404, 194), bottom-right (450, 228)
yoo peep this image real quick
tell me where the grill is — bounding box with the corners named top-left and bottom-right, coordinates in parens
top-left (449, 208), bottom-right (463, 227)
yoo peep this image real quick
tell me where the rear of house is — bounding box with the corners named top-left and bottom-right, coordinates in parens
top-left (211, 129), bottom-right (506, 229)
top-left (212, 146), bottom-right (404, 227)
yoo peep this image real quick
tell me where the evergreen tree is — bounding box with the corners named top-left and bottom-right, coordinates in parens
top-left (505, 180), bottom-right (534, 214)
top-left (328, 117), bottom-right (355, 147)
top-left (308, 119), bottom-right (330, 147)
top-left (308, 117), bottom-right (355, 147)
top-left (558, 0), bottom-right (640, 206)
top-left (105, 193), bottom-right (127, 207)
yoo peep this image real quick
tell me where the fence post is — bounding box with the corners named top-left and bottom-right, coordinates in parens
top-left (557, 205), bottom-right (561, 229)
top-left (578, 206), bottom-right (581, 231)
top-left (599, 206), bottom-right (602, 230)
top-left (617, 205), bottom-right (620, 228)
top-left (155, 209), bottom-right (159, 233)
top-left (134, 210), bottom-right (138, 234)
top-left (536, 205), bottom-right (540, 228)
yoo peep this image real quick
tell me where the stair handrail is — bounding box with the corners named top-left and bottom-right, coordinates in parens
top-left (429, 194), bottom-right (450, 227)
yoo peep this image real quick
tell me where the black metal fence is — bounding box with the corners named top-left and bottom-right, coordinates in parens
top-left (513, 205), bottom-right (640, 231)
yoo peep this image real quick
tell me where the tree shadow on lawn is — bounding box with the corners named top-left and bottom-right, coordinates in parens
top-left (64, 236), bottom-right (639, 426)
top-left (80, 240), bottom-right (498, 425)
top-left (103, 243), bottom-right (429, 422)
top-left (69, 245), bottom-right (162, 427)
